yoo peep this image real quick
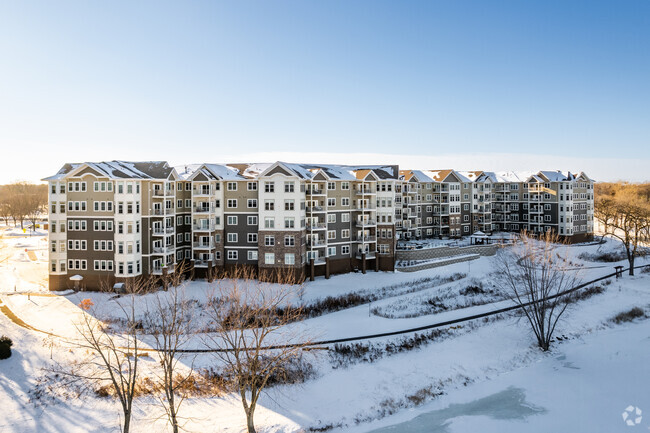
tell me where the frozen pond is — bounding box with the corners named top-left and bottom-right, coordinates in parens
top-left (367, 387), bottom-right (545, 433)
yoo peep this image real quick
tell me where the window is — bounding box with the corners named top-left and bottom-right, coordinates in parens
top-left (247, 199), bottom-right (257, 208)
top-left (327, 230), bottom-right (336, 240)
top-left (265, 253), bottom-right (275, 265)
top-left (265, 200), bottom-right (275, 211)
top-left (341, 197), bottom-right (349, 206)
top-left (227, 215), bottom-right (238, 225)
top-left (248, 233), bottom-right (258, 243)
top-left (327, 198), bottom-right (335, 207)
top-left (247, 216), bottom-right (258, 226)
top-left (227, 199), bottom-right (237, 208)
top-left (284, 182), bottom-right (294, 193)
top-left (327, 246), bottom-right (336, 257)
top-left (284, 200), bottom-right (294, 211)
top-left (327, 182), bottom-right (335, 190)
top-left (265, 236), bottom-right (275, 246)
top-left (227, 233), bottom-right (238, 243)
top-left (265, 182), bottom-right (275, 193)
top-left (247, 182), bottom-right (257, 191)
top-left (284, 218), bottom-right (295, 228)
top-left (327, 214), bottom-right (336, 223)
top-left (227, 250), bottom-right (238, 260)
top-left (227, 182), bottom-right (237, 191)
top-left (341, 245), bottom-right (350, 255)
top-left (248, 250), bottom-right (258, 260)
top-left (284, 253), bottom-right (295, 265)
top-left (284, 235), bottom-right (295, 246)
top-left (341, 213), bottom-right (350, 223)
top-left (342, 229), bottom-right (350, 238)
top-left (264, 218), bottom-right (275, 229)
top-left (341, 182), bottom-right (349, 190)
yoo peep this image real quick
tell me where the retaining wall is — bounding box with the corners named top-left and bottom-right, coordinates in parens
top-left (396, 244), bottom-right (498, 262)
top-left (397, 254), bottom-right (480, 272)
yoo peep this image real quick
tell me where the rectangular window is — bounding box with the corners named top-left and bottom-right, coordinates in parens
top-left (327, 246), bottom-right (336, 257)
top-left (265, 252), bottom-right (275, 265)
top-left (284, 253), bottom-right (295, 265)
top-left (284, 200), bottom-right (294, 211)
top-left (227, 250), bottom-right (238, 260)
top-left (341, 245), bottom-right (350, 255)
top-left (284, 218), bottom-right (295, 229)
top-left (284, 236), bottom-right (295, 246)
top-left (284, 182), bottom-right (295, 193)
top-left (327, 182), bottom-right (335, 190)
top-left (247, 199), bottom-right (257, 208)
top-left (265, 182), bottom-right (275, 193)
top-left (248, 250), bottom-right (258, 260)
top-left (247, 216), bottom-right (258, 226)
top-left (227, 215), bottom-right (238, 225)
top-left (227, 182), bottom-right (237, 191)
top-left (265, 200), bottom-right (274, 211)
top-left (327, 198), bottom-right (335, 207)
top-left (264, 217), bottom-right (274, 229)
top-left (342, 229), bottom-right (350, 238)
top-left (227, 199), bottom-right (237, 208)
top-left (247, 182), bottom-right (257, 191)
top-left (248, 233), bottom-right (258, 243)
top-left (227, 233), bottom-right (238, 243)
top-left (265, 235), bottom-right (275, 246)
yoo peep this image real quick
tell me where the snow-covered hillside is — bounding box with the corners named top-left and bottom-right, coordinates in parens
top-left (1, 223), bottom-right (649, 433)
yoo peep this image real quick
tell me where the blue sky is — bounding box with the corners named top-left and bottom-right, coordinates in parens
top-left (1, 1), bottom-right (649, 182)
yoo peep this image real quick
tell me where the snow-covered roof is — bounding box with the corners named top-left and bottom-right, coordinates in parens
top-left (43, 161), bottom-right (173, 181)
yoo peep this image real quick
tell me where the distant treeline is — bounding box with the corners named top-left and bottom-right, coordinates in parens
top-left (0, 182), bottom-right (48, 229)
top-left (595, 182), bottom-right (650, 203)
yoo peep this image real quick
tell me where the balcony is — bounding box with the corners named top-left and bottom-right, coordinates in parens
top-left (306, 222), bottom-right (327, 230)
top-left (152, 189), bottom-right (173, 198)
top-left (306, 206), bottom-right (325, 212)
top-left (152, 264), bottom-right (175, 275)
top-left (152, 246), bottom-right (166, 254)
top-left (307, 239), bottom-right (327, 247)
top-left (152, 227), bottom-right (174, 235)
top-left (193, 241), bottom-right (214, 249)
top-left (355, 219), bottom-right (377, 227)
top-left (356, 252), bottom-right (376, 260)
top-left (307, 189), bottom-right (325, 195)
top-left (152, 208), bottom-right (174, 216)
top-left (194, 206), bottom-right (214, 213)
top-left (355, 189), bottom-right (376, 196)
top-left (354, 235), bottom-right (376, 243)
top-left (193, 223), bottom-right (215, 231)
top-left (192, 188), bottom-right (213, 196)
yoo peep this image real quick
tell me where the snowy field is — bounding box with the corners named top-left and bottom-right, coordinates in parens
top-left (1, 221), bottom-right (649, 433)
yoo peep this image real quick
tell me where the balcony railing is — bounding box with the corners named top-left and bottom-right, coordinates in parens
top-left (152, 227), bottom-right (174, 235)
top-left (194, 206), bottom-right (214, 213)
top-left (355, 219), bottom-right (377, 227)
top-left (193, 224), bottom-right (215, 231)
top-left (193, 241), bottom-right (214, 249)
top-left (307, 189), bottom-right (325, 195)
top-left (152, 208), bottom-right (174, 216)
top-left (306, 223), bottom-right (327, 230)
top-left (355, 189), bottom-right (376, 196)
top-left (306, 206), bottom-right (325, 212)
top-left (354, 235), bottom-right (376, 242)
top-left (307, 239), bottom-right (327, 247)
top-left (152, 189), bottom-right (173, 197)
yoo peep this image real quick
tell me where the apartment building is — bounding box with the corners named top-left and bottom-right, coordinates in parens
top-left (44, 161), bottom-right (593, 290)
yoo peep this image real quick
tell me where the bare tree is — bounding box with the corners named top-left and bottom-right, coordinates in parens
top-left (595, 194), bottom-right (650, 276)
top-left (61, 276), bottom-right (156, 433)
top-left (204, 267), bottom-right (312, 433)
top-left (143, 265), bottom-right (194, 433)
top-left (494, 231), bottom-right (581, 351)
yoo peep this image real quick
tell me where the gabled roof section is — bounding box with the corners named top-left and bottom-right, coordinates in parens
top-left (43, 161), bottom-right (173, 181)
top-left (399, 170), bottom-right (434, 183)
top-left (422, 169), bottom-right (452, 182)
top-left (458, 171), bottom-right (483, 182)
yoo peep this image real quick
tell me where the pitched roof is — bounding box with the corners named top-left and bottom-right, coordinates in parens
top-left (43, 161), bottom-right (173, 181)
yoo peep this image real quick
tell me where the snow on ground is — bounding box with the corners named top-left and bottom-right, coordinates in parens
top-left (1, 230), bottom-right (650, 433)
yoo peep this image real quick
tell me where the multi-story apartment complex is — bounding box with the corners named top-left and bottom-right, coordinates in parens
top-left (44, 161), bottom-right (594, 290)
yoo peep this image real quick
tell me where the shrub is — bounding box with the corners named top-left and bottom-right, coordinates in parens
top-left (0, 336), bottom-right (12, 360)
top-left (0, 344), bottom-right (11, 360)
top-left (612, 307), bottom-right (646, 324)
top-left (0, 336), bottom-right (12, 347)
